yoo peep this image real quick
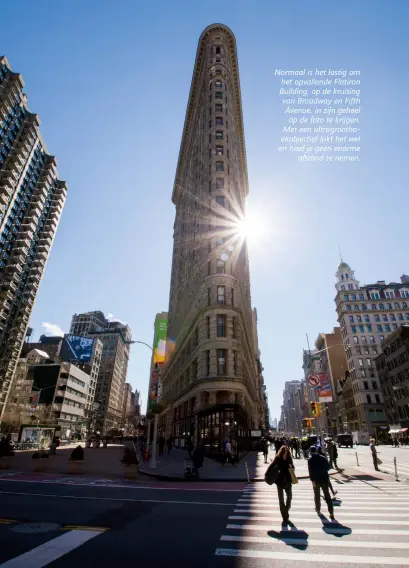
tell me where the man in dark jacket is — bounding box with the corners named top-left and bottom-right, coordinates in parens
top-left (308, 446), bottom-right (335, 520)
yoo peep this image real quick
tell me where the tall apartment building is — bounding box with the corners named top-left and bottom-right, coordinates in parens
top-left (159, 24), bottom-right (262, 455)
top-left (281, 380), bottom-right (302, 434)
top-left (121, 382), bottom-right (132, 423)
top-left (0, 57), bottom-right (67, 417)
top-left (69, 311), bottom-right (131, 433)
top-left (335, 261), bottom-right (409, 437)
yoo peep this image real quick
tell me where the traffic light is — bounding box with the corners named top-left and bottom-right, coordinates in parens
top-left (311, 402), bottom-right (317, 416)
top-left (302, 418), bottom-right (312, 429)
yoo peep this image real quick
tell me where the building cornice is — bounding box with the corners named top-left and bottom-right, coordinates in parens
top-left (172, 23), bottom-right (249, 205)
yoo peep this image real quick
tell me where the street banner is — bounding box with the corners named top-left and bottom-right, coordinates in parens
top-left (316, 373), bottom-right (333, 402)
top-left (149, 316), bottom-right (168, 405)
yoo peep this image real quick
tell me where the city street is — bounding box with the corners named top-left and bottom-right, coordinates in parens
top-left (332, 445), bottom-right (409, 480)
top-left (0, 462), bottom-right (409, 567)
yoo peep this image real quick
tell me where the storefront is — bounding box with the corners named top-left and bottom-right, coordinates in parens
top-left (197, 403), bottom-right (250, 459)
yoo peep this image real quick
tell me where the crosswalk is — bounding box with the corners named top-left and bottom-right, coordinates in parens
top-left (215, 477), bottom-right (409, 565)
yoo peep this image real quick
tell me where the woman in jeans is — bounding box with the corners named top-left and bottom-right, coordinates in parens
top-left (271, 445), bottom-right (295, 525)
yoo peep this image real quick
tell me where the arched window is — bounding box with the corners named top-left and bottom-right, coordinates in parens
top-left (372, 304), bottom-right (377, 310)
top-left (379, 303), bottom-right (384, 310)
top-left (402, 302), bottom-right (408, 309)
top-left (346, 304), bottom-right (351, 311)
top-left (386, 303), bottom-right (392, 310)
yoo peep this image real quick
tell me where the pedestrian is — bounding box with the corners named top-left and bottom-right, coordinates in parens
top-left (308, 446), bottom-right (335, 520)
top-left (270, 445), bottom-right (295, 526)
top-left (221, 439), bottom-right (235, 467)
top-left (192, 443), bottom-right (205, 478)
top-left (370, 437), bottom-right (379, 471)
top-left (158, 435), bottom-right (165, 456)
top-left (262, 439), bottom-right (269, 463)
top-left (326, 439), bottom-right (335, 469)
top-left (167, 436), bottom-right (173, 454)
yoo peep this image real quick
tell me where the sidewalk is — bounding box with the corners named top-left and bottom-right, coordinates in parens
top-left (0, 443), bottom-right (127, 478)
top-left (139, 448), bottom-right (316, 481)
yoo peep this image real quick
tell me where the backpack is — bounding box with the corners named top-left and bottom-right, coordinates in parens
top-left (264, 463), bottom-right (279, 485)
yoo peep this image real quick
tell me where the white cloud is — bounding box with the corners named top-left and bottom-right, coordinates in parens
top-left (107, 313), bottom-right (126, 325)
top-left (41, 322), bottom-right (64, 337)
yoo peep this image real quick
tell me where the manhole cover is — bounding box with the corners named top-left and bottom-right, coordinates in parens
top-left (10, 522), bottom-right (61, 534)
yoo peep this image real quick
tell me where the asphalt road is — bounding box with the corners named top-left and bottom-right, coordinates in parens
top-left (0, 469), bottom-right (409, 567)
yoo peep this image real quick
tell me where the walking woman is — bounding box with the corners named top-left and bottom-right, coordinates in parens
top-left (271, 445), bottom-right (295, 525)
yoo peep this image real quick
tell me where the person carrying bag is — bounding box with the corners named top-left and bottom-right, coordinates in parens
top-left (265, 445), bottom-right (296, 525)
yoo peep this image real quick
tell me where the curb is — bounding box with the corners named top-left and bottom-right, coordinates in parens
top-left (137, 467), bottom-right (339, 483)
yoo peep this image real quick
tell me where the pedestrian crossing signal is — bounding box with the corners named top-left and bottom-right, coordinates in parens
top-left (302, 418), bottom-right (313, 428)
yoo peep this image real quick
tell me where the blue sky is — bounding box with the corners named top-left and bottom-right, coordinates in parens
top-left (1, 0), bottom-right (408, 421)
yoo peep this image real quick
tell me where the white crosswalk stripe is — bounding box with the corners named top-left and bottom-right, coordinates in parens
top-left (215, 478), bottom-right (409, 565)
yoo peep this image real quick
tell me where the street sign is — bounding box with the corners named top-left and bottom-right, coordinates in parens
top-left (308, 374), bottom-right (320, 386)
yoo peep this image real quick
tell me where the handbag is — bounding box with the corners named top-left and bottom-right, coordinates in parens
top-left (289, 468), bottom-right (298, 485)
top-left (264, 463), bottom-right (279, 485)
top-left (377, 457), bottom-right (382, 465)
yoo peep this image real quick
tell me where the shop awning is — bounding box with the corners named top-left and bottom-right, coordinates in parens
top-left (400, 428), bottom-right (408, 433)
top-left (389, 428), bottom-right (401, 433)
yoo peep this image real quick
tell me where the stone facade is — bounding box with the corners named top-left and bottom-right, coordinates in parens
top-left (335, 262), bottom-right (409, 435)
top-left (160, 24), bottom-right (262, 442)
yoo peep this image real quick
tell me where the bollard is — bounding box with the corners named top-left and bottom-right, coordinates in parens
top-left (355, 451), bottom-right (360, 466)
top-left (244, 461), bottom-right (250, 483)
top-left (394, 456), bottom-right (398, 480)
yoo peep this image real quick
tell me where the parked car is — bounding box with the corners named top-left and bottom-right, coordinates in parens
top-left (336, 434), bottom-right (353, 448)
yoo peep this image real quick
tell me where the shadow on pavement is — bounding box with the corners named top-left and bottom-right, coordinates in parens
top-left (267, 524), bottom-right (309, 550)
top-left (319, 514), bottom-right (352, 537)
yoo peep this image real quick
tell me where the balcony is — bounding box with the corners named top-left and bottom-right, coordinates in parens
top-left (14, 237), bottom-right (31, 248)
top-left (32, 185), bottom-right (48, 199)
top-left (10, 253), bottom-right (25, 265)
top-left (25, 215), bottom-right (40, 226)
top-left (18, 228), bottom-right (34, 240)
top-left (34, 249), bottom-right (47, 261)
top-left (0, 288), bottom-right (13, 301)
top-left (20, 221), bottom-right (36, 233)
top-left (38, 236), bottom-right (52, 247)
top-left (31, 191), bottom-right (46, 206)
top-left (41, 225), bottom-right (53, 237)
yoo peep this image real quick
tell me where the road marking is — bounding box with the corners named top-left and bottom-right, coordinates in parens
top-left (0, 490), bottom-right (235, 507)
top-left (0, 529), bottom-right (101, 567)
top-left (0, 479), bottom-right (244, 493)
top-left (238, 499), bottom-right (409, 505)
top-left (220, 534), bottom-right (409, 549)
top-left (214, 548), bottom-right (409, 564)
top-left (234, 509), bottom-right (409, 518)
top-left (226, 523), bottom-right (409, 536)
top-left (235, 505), bottom-right (409, 513)
top-left (61, 525), bottom-right (108, 532)
top-left (0, 519), bottom-right (15, 524)
top-left (229, 515), bottom-right (409, 525)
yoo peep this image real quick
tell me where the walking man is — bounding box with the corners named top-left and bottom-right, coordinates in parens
top-left (308, 446), bottom-right (335, 520)
top-left (262, 439), bottom-right (269, 463)
top-left (370, 437), bottom-right (379, 471)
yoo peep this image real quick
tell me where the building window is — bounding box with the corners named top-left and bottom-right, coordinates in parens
top-left (370, 292), bottom-right (380, 299)
top-left (216, 161), bottom-right (224, 172)
top-left (366, 325), bottom-right (372, 332)
top-left (401, 290), bottom-right (409, 298)
top-left (216, 195), bottom-right (225, 207)
top-left (377, 325), bottom-right (383, 332)
top-left (390, 314), bottom-right (396, 321)
top-left (385, 290), bottom-right (395, 298)
top-left (216, 69), bottom-right (222, 75)
top-left (356, 347), bottom-right (361, 354)
top-left (375, 394), bottom-right (380, 403)
top-left (217, 285), bottom-right (225, 304)
top-left (217, 315), bottom-right (226, 337)
top-left (208, 288), bottom-right (211, 306)
top-left (344, 295), bottom-right (349, 301)
top-left (358, 358), bottom-right (363, 367)
top-left (217, 349), bottom-right (227, 375)
top-left (352, 326), bottom-right (356, 333)
top-left (209, 120), bottom-right (212, 128)
top-left (364, 381), bottom-right (369, 389)
top-left (375, 315), bottom-right (380, 322)
top-left (209, 94), bottom-right (212, 103)
top-left (353, 336), bottom-right (359, 344)
top-left (372, 381), bottom-right (377, 389)
top-left (216, 145), bottom-right (223, 155)
top-left (231, 287), bottom-right (235, 307)
top-left (233, 351), bottom-right (238, 374)
top-left (206, 316), bottom-right (210, 339)
top-left (346, 305), bottom-right (351, 311)
top-left (232, 316), bottom-right (237, 339)
top-left (215, 116), bottom-right (223, 126)
top-left (362, 304), bottom-right (367, 311)
top-left (385, 324), bottom-right (391, 332)
top-left (398, 313), bottom-right (404, 320)
top-left (206, 350), bottom-right (210, 376)
top-left (215, 92), bottom-right (223, 100)
top-left (366, 394), bottom-right (371, 404)
top-left (359, 325), bottom-right (364, 333)
top-left (215, 80), bottom-right (222, 88)
top-left (216, 259), bottom-right (225, 273)
top-left (216, 177), bottom-right (224, 189)
top-left (369, 336), bottom-right (375, 343)
top-left (215, 130), bottom-right (223, 140)
top-left (208, 260), bottom-right (211, 276)
top-left (361, 370), bottom-right (366, 378)
top-left (194, 327), bottom-right (199, 348)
